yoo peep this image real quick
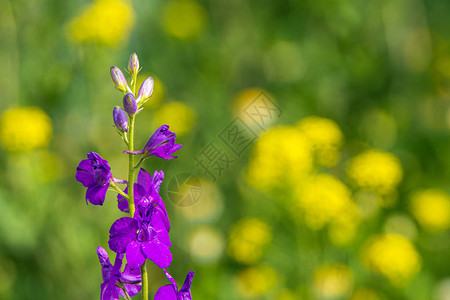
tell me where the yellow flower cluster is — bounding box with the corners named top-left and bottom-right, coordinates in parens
top-left (67, 0), bottom-right (135, 47)
top-left (0, 107), bottom-right (52, 152)
top-left (163, 0), bottom-right (207, 40)
top-left (313, 264), bottom-right (353, 299)
top-left (362, 234), bottom-right (421, 286)
top-left (228, 218), bottom-right (272, 264)
top-left (410, 189), bottom-right (450, 232)
top-left (246, 126), bottom-right (312, 192)
top-left (295, 174), bottom-right (359, 237)
top-left (347, 150), bottom-right (403, 195)
top-left (297, 116), bottom-right (343, 167)
top-left (153, 102), bottom-right (195, 137)
top-left (236, 265), bottom-right (277, 298)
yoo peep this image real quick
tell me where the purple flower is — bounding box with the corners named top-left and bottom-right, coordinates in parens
top-left (110, 66), bottom-right (130, 93)
top-left (137, 77), bottom-right (154, 103)
top-left (97, 246), bottom-right (141, 300)
top-left (76, 152), bottom-right (112, 205)
top-left (113, 106), bottom-right (128, 132)
top-left (123, 125), bottom-right (182, 160)
top-left (108, 202), bottom-right (172, 269)
top-left (117, 169), bottom-right (170, 231)
top-left (154, 270), bottom-right (195, 300)
top-left (123, 93), bottom-right (137, 115)
top-left (128, 52), bottom-right (140, 75)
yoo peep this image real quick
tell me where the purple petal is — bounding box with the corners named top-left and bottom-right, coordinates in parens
top-left (86, 184), bottom-right (108, 205)
top-left (97, 246), bottom-right (111, 268)
top-left (163, 269), bottom-right (178, 290)
top-left (100, 282), bottom-right (120, 300)
top-left (137, 168), bottom-right (153, 193)
top-left (108, 217), bottom-right (138, 253)
top-left (126, 241), bottom-right (146, 269)
top-left (154, 205), bottom-right (171, 232)
top-left (151, 213), bottom-right (172, 246)
top-left (180, 271), bottom-right (195, 293)
top-left (152, 170), bottom-right (164, 193)
top-left (124, 283), bottom-right (142, 297)
top-left (75, 159), bottom-right (94, 187)
top-left (154, 285), bottom-right (177, 300)
top-left (169, 143), bottom-right (183, 154)
top-left (117, 195), bottom-right (129, 213)
top-left (121, 265), bottom-right (142, 284)
top-left (87, 152), bottom-right (111, 172)
top-left (141, 240), bottom-right (172, 269)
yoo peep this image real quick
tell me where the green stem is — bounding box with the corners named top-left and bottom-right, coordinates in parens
top-left (128, 114), bottom-right (136, 217)
top-left (140, 260), bottom-right (149, 300)
top-left (109, 180), bottom-right (129, 200)
top-left (119, 284), bottom-right (132, 300)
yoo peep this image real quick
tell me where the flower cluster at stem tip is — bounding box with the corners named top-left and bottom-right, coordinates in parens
top-left (75, 53), bottom-right (194, 300)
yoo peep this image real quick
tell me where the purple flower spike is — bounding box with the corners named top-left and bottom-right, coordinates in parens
top-left (110, 66), bottom-right (130, 93)
top-left (154, 270), bottom-right (195, 300)
top-left (128, 53), bottom-right (140, 75)
top-left (137, 77), bottom-right (154, 103)
top-left (113, 106), bottom-right (129, 132)
top-left (108, 203), bottom-right (172, 269)
top-left (123, 93), bottom-right (137, 115)
top-left (76, 152), bottom-right (112, 205)
top-left (97, 246), bottom-right (141, 300)
top-left (123, 125), bottom-right (182, 160)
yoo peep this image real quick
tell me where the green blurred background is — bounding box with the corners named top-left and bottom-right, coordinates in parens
top-left (1, 0), bottom-right (450, 299)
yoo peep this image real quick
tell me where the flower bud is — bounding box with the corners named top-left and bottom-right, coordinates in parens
top-left (113, 106), bottom-right (128, 132)
top-left (128, 53), bottom-right (140, 75)
top-left (137, 77), bottom-right (154, 103)
top-left (123, 93), bottom-right (137, 115)
top-left (110, 66), bottom-right (129, 93)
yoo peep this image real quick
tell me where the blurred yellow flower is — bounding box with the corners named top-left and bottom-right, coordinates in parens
top-left (297, 116), bottom-right (343, 167)
top-left (228, 218), bottom-right (272, 264)
top-left (187, 225), bottom-right (224, 264)
top-left (313, 264), bottom-right (353, 299)
top-left (328, 201), bottom-right (361, 246)
top-left (362, 234), bottom-right (421, 286)
top-left (410, 189), bottom-right (450, 232)
top-left (295, 174), bottom-right (353, 230)
top-left (0, 106), bottom-right (52, 152)
top-left (67, 0), bottom-right (135, 47)
top-left (138, 74), bottom-right (165, 109)
top-left (177, 179), bottom-right (222, 222)
top-left (246, 126), bottom-right (312, 192)
top-left (153, 101), bottom-right (195, 137)
top-left (236, 265), bottom-right (277, 298)
top-left (163, 0), bottom-right (207, 40)
top-left (347, 150), bottom-right (403, 195)
top-left (350, 287), bottom-right (381, 300)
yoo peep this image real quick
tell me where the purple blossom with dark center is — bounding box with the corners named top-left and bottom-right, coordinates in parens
top-left (76, 152), bottom-right (112, 205)
top-left (97, 246), bottom-right (141, 300)
top-left (117, 169), bottom-right (170, 231)
top-left (123, 125), bottom-right (182, 160)
top-left (154, 270), bottom-right (195, 300)
top-left (108, 202), bottom-right (172, 269)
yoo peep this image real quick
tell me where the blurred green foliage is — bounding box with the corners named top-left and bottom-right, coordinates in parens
top-left (0, 0), bottom-right (450, 299)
